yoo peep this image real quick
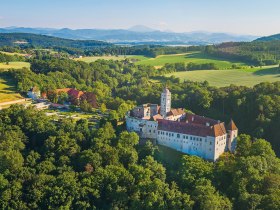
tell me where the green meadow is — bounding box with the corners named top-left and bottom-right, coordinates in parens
top-left (164, 67), bottom-right (280, 87)
top-left (0, 62), bottom-right (30, 70)
top-left (134, 52), bottom-right (246, 68)
top-left (0, 76), bottom-right (23, 103)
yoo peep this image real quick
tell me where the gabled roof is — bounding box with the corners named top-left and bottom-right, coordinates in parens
top-left (227, 120), bottom-right (238, 131)
top-left (56, 88), bottom-right (84, 98)
top-left (213, 123), bottom-right (227, 136)
top-left (167, 108), bottom-right (185, 117)
top-left (152, 114), bottom-right (163, 121)
top-left (185, 113), bottom-right (219, 126)
top-left (157, 119), bottom-right (227, 137)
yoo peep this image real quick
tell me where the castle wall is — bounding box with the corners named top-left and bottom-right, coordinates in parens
top-left (156, 130), bottom-right (222, 161)
top-left (126, 115), bottom-right (157, 139)
top-left (227, 129), bottom-right (238, 152)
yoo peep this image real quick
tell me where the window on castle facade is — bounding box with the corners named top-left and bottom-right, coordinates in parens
top-left (177, 134), bottom-right (180, 138)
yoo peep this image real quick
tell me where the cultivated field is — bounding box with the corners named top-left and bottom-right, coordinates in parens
top-left (135, 52), bottom-right (246, 68)
top-left (0, 62), bottom-right (30, 70)
top-left (165, 67), bottom-right (280, 87)
top-left (0, 76), bottom-right (23, 103)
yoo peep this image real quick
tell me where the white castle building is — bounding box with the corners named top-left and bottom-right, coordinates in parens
top-left (126, 87), bottom-right (238, 161)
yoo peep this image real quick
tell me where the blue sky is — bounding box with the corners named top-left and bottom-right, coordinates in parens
top-left (0, 0), bottom-right (279, 35)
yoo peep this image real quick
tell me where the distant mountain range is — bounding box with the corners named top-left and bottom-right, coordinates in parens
top-left (0, 26), bottom-right (259, 45)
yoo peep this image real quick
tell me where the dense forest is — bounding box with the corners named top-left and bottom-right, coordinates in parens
top-left (255, 33), bottom-right (280, 41)
top-left (0, 104), bottom-right (279, 209)
top-left (205, 41), bottom-right (280, 66)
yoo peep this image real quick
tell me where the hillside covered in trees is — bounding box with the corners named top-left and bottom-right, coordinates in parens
top-left (0, 33), bottom-right (111, 49)
top-left (255, 33), bottom-right (280, 41)
top-left (205, 41), bottom-right (280, 66)
top-left (0, 105), bottom-right (279, 209)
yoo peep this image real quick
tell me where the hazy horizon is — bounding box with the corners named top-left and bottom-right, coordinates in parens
top-left (1, 0), bottom-right (279, 36)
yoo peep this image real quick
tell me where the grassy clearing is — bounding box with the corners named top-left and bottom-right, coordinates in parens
top-left (0, 62), bottom-right (30, 70)
top-left (164, 66), bottom-right (280, 87)
top-left (135, 52), bottom-right (246, 68)
top-left (0, 76), bottom-right (23, 103)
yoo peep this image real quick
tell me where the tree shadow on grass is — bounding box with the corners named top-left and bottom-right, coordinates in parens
top-left (253, 67), bottom-right (280, 76)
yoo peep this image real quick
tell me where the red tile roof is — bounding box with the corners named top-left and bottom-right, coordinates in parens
top-left (227, 120), bottom-right (238, 130)
top-left (68, 88), bottom-right (84, 98)
top-left (157, 119), bottom-right (226, 137)
top-left (185, 113), bottom-right (219, 126)
top-left (168, 108), bottom-right (185, 116)
top-left (152, 114), bottom-right (163, 121)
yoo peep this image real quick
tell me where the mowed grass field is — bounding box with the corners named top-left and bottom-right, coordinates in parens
top-left (135, 52), bottom-right (246, 68)
top-left (74, 55), bottom-right (140, 63)
top-left (0, 62), bottom-right (30, 70)
top-left (0, 76), bottom-right (23, 103)
top-left (165, 67), bottom-right (280, 87)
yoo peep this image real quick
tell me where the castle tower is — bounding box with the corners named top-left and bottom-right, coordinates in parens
top-left (160, 87), bottom-right (171, 118)
top-left (226, 119), bottom-right (238, 152)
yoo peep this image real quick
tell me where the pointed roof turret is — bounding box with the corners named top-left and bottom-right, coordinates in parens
top-left (227, 119), bottom-right (238, 131)
top-left (162, 86), bottom-right (170, 94)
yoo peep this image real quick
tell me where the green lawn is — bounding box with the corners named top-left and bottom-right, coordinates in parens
top-left (165, 66), bottom-right (280, 87)
top-left (0, 62), bottom-right (30, 70)
top-left (135, 52), bottom-right (246, 68)
top-left (0, 76), bottom-right (23, 103)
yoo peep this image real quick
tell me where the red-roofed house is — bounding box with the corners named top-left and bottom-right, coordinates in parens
top-left (55, 88), bottom-right (97, 108)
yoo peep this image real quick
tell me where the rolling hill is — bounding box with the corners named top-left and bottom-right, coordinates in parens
top-left (255, 33), bottom-right (280, 41)
top-left (0, 33), bottom-right (111, 49)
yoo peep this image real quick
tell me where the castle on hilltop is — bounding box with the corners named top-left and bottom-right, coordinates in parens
top-left (126, 87), bottom-right (238, 161)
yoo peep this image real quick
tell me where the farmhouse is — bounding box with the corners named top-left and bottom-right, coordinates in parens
top-left (126, 87), bottom-right (238, 161)
top-left (56, 88), bottom-right (98, 108)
